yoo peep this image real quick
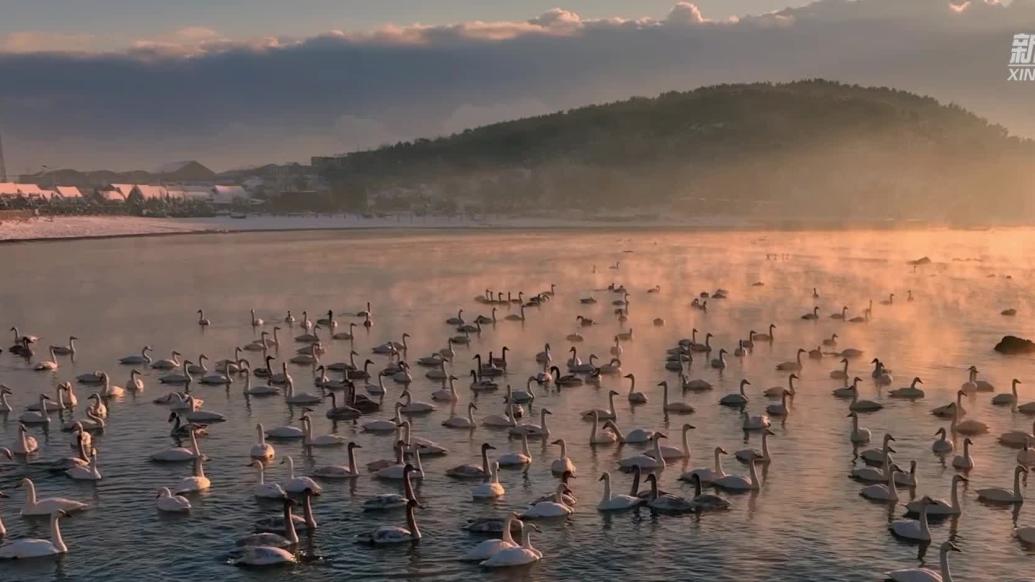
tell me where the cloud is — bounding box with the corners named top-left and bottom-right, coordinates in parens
top-left (0, 31), bottom-right (96, 54)
top-left (665, 2), bottom-right (707, 25)
top-left (1, 1), bottom-right (1034, 171)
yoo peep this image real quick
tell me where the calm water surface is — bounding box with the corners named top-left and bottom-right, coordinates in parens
top-left (1, 228), bottom-right (1035, 581)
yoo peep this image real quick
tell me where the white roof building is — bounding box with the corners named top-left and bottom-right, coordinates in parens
top-left (56, 186), bottom-right (83, 199)
top-left (211, 185), bottom-right (248, 205)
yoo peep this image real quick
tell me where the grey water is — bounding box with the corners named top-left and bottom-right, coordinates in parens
top-left (1, 228), bottom-right (1035, 581)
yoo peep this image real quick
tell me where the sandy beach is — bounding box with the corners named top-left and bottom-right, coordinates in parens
top-left (0, 212), bottom-right (758, 242)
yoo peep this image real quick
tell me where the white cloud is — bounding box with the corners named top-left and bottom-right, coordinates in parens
top-left (0, 31), bottom-right (96, 53)
top-left (665, 3), bottom-right (708, 25)
top-left (2, 0), bottom-right (1035, 170)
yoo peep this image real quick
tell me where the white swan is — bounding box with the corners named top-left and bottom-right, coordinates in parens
top-left (480, 522), bottom-right (541, 567)
top-left (951, 438), bottom-right (974, 470)
top-left (741, 410), bottom-right (771, 431)
top-left (443, 402), bottom-right (478, 429)
top-left (860, 464), bottom-right (900, 502)
top-left (617, 432), bottom-right (667, 471)
top-left (155, 487), bottom-right (191, 513)
top-left (736, 428), bottom-right (774, 464)
top-left (889, 376), bottom-right (925, 399)
top-left (680, 446), bottom-right (728, 484)
top-left (659, 381), bottom-right (694, 414)
top-left (597, 471), bottom-right (641, 511)
top-left (250, 424), bottom-right (276, 460)
top-left (33, 346), bottom-right (59, 371)
top-left (905, 475), bottom-right (966, 516)
top-left (12, 423), bottom-right (38, 455)
top-left (300, 414), bottom-right (346, 447)
top-left (312, 442), bottom-right (362, 479)
top-left (775, 349), bottom-right (806, 371)
top-left (580, 390), bottom-right (618, 420)
top-left (249, 460), bottom-right (287, 499)
top-left (65, 449), bottom-right (101, 481)
top-left (848, 412), bottom-right (871, 444)
top-left (509, 408), bottom-right (550, 439)
top-left (603, 420), bottom-right (653, 444)
top-left (472, 462), bottom-right (505, 499)
top-left (951, 404), bottom-right (988, 436)
top-left (520, 484), bottom-right (574, 519)
top-left (975, 464), bottom-right (1027, 503)
top-left (356, 498), bottom-right (422, 544)
top-left (713, 456), bottom-right (762, 491)
top-left (550, 439), bottom-right (576, 475)
top-left (588, 411), bottom-right (617, 445)
top-left (19, 394), bottom-right (54, 424)
top-left (766, 390), bottom-right (791, 416)
top-left (0, 509), bottom-right (68, 559)
top-left (363, 402), bottom-right (404, 433)
top-left (884, 540), bottom-right (960, 582)
top-left (649, 423), bottom-right (694, 461)
top-left (174, 455), bottom-right (211, 494)
top-left (20, 478), bottom-right (88, 516)
top-left (932, 427), bottom-right (954, 454)
top-left (281, 456), bottom-right (322, 494)
top-left (499, 433), bottom-right (532, 466)
top-left (763, 374), bottom-right (797, 398)
top-left (889, 497), bottom-right (933, 541)
top-left (284, 376), bottom-right (322, 405)
top-left (461, 513), bottom-right (521, 561)
top-left (720, 379), bottom-right (750, 407)
top-left (993, 378), bottom-right (1022, 406)
top-left (119, 345), bottom-right (153, 365)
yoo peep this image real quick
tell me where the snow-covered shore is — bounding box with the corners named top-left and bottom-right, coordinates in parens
top-left (0, 213), bottom-right (753, 242)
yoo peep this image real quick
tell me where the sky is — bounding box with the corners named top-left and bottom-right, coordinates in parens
top-left (0, 1), bottom-right (808, 50)
top-left (0, 0), bottom-right (1033, 172)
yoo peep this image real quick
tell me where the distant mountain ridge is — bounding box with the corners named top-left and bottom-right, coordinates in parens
top-left (317, 79), bottom-right (1035, 221)
top-left (24, 160), bottom-right (216, 188)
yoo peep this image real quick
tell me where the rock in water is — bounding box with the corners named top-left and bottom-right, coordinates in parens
top-left (995, 336), bottom-right (1035, 354)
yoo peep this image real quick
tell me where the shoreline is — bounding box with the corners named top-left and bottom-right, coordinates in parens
top-left (0, 213), bottom-right (1018, 243)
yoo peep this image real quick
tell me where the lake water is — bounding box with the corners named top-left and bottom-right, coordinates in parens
top-left (1, 228), bottom-right (1035, 581)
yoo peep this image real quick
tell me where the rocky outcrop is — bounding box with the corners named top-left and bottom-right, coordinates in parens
top-left (994, 335), bottom-right (1035, 354)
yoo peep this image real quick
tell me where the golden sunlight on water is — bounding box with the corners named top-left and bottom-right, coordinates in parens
top-left (0, 227), bottom-right (1034, 581)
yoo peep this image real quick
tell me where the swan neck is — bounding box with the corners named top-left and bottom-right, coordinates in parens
top-left (284, 502), bottom-right (298, 544)
top-left (601, 475), bottom-right (612, 502)
top-left (51, 512), bottom-right (67, 553)
top-left (406, 504), bottom-right (420, 540)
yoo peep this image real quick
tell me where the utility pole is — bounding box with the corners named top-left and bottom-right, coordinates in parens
top-left (0, 128), bottom-right (7, 182)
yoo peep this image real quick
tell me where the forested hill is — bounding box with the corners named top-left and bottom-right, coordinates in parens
top-left (320, 80), bottom-right (1035, 222)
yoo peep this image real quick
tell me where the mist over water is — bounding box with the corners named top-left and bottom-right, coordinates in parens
top-left (1, 227), bottom-right (1034, 581)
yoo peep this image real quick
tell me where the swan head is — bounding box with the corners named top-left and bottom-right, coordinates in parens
top-left (796, 348), bottom-right (806, 355)
top-left (683, 424), bottom-right (695, 432)
top-left (481, 442), bottom-right (496, 451)
top-left (598, 472), bottom-right (610, 482)
top-left (741, 379), bottom-right (751, 387)
top-left (718, 447), bottom-right (729, 455)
